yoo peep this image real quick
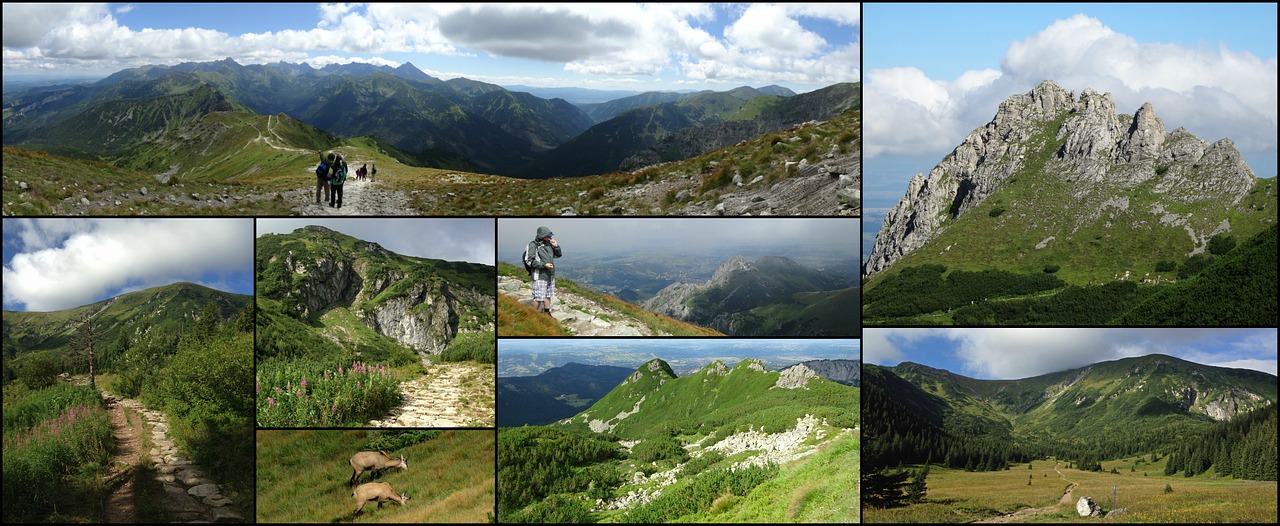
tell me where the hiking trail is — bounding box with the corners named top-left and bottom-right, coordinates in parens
top-left (91, 380), bottom-right (245, 523)
top-left (498, 275), bottom-right (671, 336)
top-left (368, 361), bottom-right (495, 427)
top-left (973, 463), bottom-right (1077, 523)
top-left (291, 170), bottom-right (418, 216)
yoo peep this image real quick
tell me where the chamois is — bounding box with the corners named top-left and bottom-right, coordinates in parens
top-left (349, 450), bottom-right (408, 486)
top-left (352, 482), bottom-right (409, 516)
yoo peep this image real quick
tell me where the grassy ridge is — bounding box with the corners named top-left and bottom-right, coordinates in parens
top-left (256, 429), bottom-right (495, 523)
top-left (496, 261), bottom-right (723, 337)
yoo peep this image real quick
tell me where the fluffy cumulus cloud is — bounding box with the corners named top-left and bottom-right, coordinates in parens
top-left (866, 14), bottom-right (1277, 165)
top-left (2, 219), bottom-right (252, 312)
top-left (1, 3), bottom-right (858, 89)
top-left (869, 328), bottom-right (1277, 379)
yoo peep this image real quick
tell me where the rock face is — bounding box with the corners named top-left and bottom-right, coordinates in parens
top-left (864, 80), bottom-right (1259, 278)
top-left (794, 359), bottom-right (860, 387)
top-left (260, 226), bottom-right (495, 355)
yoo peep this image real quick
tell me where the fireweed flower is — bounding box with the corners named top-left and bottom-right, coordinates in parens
top-left (268, 397), bottom-right (276, 408)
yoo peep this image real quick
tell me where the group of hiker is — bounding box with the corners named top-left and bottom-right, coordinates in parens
top-left (315, 152), bottom-right (376, 208)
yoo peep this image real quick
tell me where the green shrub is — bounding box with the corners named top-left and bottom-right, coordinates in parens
top-left (1207, 233), bottom-right (1236, 255)
top-left (1043, 265), bottom-right (1060, 274)
top-left (440, 331), bottom-right (495, 364)
top-left (630, 436), bottom-right (688, 463)
top-left (1178, 253), bottom-right (1215, 279)
top-left (989, 207), bottom-right (1006, 217)
top-left (19, 353), bottom-right (59, 390)
top-left (1155, 260), bottom-right (1177, 272)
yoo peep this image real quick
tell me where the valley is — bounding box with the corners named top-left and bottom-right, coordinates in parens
top-left (2, 59), bottom-right (860, 217)
top-left (861, 349), bottom-right (1278, 523)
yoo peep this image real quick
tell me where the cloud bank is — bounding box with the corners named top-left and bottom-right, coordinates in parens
top-left (3, 219), bottom-right (253, 312)
top-left (2, 3), bottom-right (859, 89)
top-left (865, 14), bottom-right (1277, 169)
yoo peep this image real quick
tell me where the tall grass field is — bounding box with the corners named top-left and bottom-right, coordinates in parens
top-left (256, 359), bottom-right (403, 427)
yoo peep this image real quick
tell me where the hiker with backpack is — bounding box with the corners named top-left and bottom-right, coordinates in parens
top-left (316, 153), bottom-right (334, 204)
top-left (329, 154), bottom-right (348, 208)
top-left (357, 163), bottom-right (368, 181)
top-left (370, 163), bottom-right (377, 182)
top-left (524, 226), bottom-right (562, 315)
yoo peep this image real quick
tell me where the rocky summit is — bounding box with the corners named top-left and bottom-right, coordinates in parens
top-left (864, 80), bottom-right (1265, 279)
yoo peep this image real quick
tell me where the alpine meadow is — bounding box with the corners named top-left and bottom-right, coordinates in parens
top-left (862, 329), bottom-right (1278, 523)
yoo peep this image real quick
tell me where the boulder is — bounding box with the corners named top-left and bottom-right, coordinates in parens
top-left (1076, 496), bottom-right (1101, 517)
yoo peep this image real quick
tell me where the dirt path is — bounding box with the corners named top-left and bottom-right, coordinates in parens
top-left (98, 388), bottom-right (245, 523)
top-left (498, 276), bottom-right (663, 336)
top-left (104, 398), bottom-right (140, 523)
top-left (368, 362), bottom-right (495, 427)
top-left (974, 465), bottom-right (1076, 523)
top-left (290, 173), bottom-right (418, 215)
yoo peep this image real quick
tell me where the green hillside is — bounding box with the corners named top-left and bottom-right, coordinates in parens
top-left (255, 430), bottom-right (495, 523)
top-left (3, 282), bottom-right (250, 369)
top-left (497, 357), bottom-right (859, 523)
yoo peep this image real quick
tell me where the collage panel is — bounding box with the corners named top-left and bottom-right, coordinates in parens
top-left (495, 338), bottom-right (861, 522)
top-left (254, 218), bottom-right (497, 429)
top-left (2, 218), bottom-right (255, 523)
top-left (861, 327), bottom-right (1278, 523)
top-left (496, 217), bottom-right (861, 338)
top-left (255, 429), bottom-right (496, 523)
top-left (860, 3), bottom-right (1278, 326)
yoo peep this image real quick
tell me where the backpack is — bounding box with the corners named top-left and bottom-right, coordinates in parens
top-left (522, 242), bottom-right (541, 275)
top-left (316, 162), bottom-right (328, 179)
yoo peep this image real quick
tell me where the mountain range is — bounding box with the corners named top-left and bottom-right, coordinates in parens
top-left (863, 354), bottom-right (1277, 470)
top-left (3, 59), bottom-right (853, 180)
top-left (861, 80), bottom-right (1277, 325)
top-left (642, 255), bottom-right (859, 336)
top-left (255, 225), bottom-right (494, 360)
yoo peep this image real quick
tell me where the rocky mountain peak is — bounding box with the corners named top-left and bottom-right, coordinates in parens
top-left (864, 80), bottom-right (1261, 278)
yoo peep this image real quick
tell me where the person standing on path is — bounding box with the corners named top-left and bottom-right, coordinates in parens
top-left (329, 154), bottom-right (348, 208)
top-left (525, 226), bottom-right (562, 315)
top-left (316, 153), bottom-right (334, 204)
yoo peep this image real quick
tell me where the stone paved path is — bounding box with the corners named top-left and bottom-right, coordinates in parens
top-left (368, 361), bottom-right (495, 427)
top-left (100, 389), bottom-right (245, 523)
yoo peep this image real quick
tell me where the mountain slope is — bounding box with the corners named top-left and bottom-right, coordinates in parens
top-left (866, 355), bottom-right (1278, 468)
top-left (256, 225), bottom-right (495, 357)
top-left (642, 256), bottom-right (859, 336)
top-left (561, 358), bottom-right (857, 439)
top-left (496, 261), bottom-right (722, 337)
top-left (515, 83), bottom-right (858, 179)
top-left (2, 282), bottom-right (249, 366)
top-left (862, 80), bottom-right (1276, 325)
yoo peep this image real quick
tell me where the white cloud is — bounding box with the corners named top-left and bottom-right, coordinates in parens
top-left (2, 219), bottom-right (252, 312)
top-left (935, 328), bottom-right (1277, 379)
top-left (2, 3), bottom-right (858, 90)
top-left (866, 14), bottom-right (1277, 163)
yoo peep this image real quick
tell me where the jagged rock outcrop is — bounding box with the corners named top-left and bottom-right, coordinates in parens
top-left (864, 80), bottom-right (1259, 278)
top-left (260, 226), bottom-right (495, 355)
top-left (794, 359), bottom-right (860, 387)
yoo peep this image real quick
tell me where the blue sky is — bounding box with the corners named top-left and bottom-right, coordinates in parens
top-left (2, 219), bottom-right (254, 312)
top-left (256, 218), bottom-right (495, 266)
top-left (500, 338), bottom-right (860, 369)
top-left (864, 3), bottom-right (1279, 216)
top-left (865, 328), bottom-right (1278, 379)
top-left (1, 3), bottom-right (859, 93)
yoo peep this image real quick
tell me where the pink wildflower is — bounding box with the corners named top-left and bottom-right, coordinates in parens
top-left (268, 397), bottom-right (275, 408)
